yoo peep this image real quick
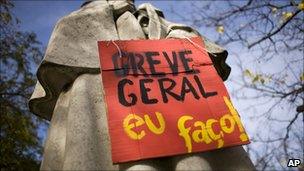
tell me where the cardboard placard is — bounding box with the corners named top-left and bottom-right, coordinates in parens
top-left (98, 37), bottom-right (249, 163)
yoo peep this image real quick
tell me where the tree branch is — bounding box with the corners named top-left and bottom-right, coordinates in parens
top-left (248, 10), bottom-right (301, 48)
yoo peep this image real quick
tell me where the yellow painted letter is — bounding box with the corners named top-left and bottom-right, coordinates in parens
top-left (192, 121), bottom-right (212, 144)
top-left (144, 112), bottom-right (165, 134)
top-left (206, 119), bottom-right (224, 148)
top-left (177, 115), bottom-right (193, 153)
top-left (123, 114), bottom-right (145, 140)
top-left (220, 114), bottom-right (235, 134)
top-left (223, 96), bottom-right (248, 141)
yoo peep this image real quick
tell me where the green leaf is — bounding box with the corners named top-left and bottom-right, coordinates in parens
top-left (300, 72), bottom-right (304, 81)
top-left (244, 69), bottom-right (253, 77)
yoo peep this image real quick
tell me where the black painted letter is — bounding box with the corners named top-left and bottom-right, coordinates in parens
top-left (112, 51), bottom-right (129, 77)
top-left (179, 50), bottom-right (193, 72)
top-left (158, 78), bottom-right (182, 103)
top-left (140, 79), bottom-right (158, 104)
top-left (118, 79), bottom-right (137, 106)
top-left (146, 51), bottom-right (165, 76)
top-left (194, 75), bottom-right (217, 98)
top-left (180, 76), bottom-right (200, 101)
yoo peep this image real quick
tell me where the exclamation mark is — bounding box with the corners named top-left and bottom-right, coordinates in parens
top-left (223, 96), bottom-right (248, 142)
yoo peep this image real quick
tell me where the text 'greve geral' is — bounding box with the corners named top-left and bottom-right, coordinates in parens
top-left (111, 50), bottom-right (218, 107)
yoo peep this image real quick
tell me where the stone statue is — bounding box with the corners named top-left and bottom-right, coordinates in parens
top-left (29, 0), bottom-right (255, 170)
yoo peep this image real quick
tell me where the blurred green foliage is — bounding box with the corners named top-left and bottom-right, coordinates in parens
top-left (0, 0), bottom-right (45, 170)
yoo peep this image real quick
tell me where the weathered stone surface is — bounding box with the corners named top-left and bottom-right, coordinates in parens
top-left (138, 3), bottom-right (166, 39)
top-left (109, 0), bottom-right (136, 19)
top-left (45, 3), bottom-right (117, 68)
top-left (172, 146), bottom-right (255, 170)
top-left (117, 11), bottom-right (146, 40)
top-left (29, 1), bottom-right (253, 170)
top-left (61, 74), bottom-right (118, 170)
top-left (40, 91), bottom-right (69, 170)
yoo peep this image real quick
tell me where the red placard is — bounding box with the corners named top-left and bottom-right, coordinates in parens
top-left (98, 37), bottom-right (249, 163)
